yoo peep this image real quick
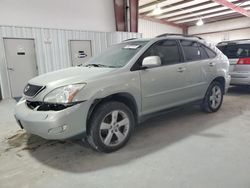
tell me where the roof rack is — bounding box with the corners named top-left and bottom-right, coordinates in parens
top-left (123, 38), bottom-right (137, 42)
top-left (156, 33), bottom-right (204, 40)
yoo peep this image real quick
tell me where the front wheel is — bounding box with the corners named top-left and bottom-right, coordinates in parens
top-left (201, 81), bottom-right (224, 113)
top-left (87, 101), bottom-right (135, 153)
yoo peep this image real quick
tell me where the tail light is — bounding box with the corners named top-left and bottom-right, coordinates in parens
top-left (237, 58), bottom-right (250, 65)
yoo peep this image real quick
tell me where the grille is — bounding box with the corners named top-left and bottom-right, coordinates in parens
top-left (23, 84), bottom-right (45, 97)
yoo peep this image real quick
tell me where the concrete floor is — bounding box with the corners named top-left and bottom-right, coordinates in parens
top-left (1, 87), bottom-right (250, 188)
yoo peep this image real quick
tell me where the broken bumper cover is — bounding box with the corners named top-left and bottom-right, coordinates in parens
top-left (14, 99), bottom-right (89, 140)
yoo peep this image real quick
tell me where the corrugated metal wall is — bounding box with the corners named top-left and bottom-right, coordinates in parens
top-left (0, 25), bottom-right (141, 99)
top-left (196, 28), bottom-right (250, 45)
top-left (138, 18), bottom-right (183, 38)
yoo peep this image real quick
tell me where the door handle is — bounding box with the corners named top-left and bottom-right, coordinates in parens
top-left (7, 67), bottom-right (15, 71)
top-left (177, 67), bottom-right (186, 72)
top-left (208, 62), bottom-right (215, 67)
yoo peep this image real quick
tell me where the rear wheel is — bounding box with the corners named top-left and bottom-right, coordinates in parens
top-left (87, 101), bottom-right (135, 153)
top-left (201, 81), bottom-right (223, 113)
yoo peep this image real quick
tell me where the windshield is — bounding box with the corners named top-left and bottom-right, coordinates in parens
top-left (217, 44), bottom-right (250, 58)
top-left (87, 41), bottom-right (148, 68)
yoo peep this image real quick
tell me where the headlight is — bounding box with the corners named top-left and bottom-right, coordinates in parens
top-left (44, 84), bottom-right (86, 104)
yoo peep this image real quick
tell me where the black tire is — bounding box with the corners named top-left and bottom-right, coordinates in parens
top-left (87, 101), bottom-right (135, 153)
top-left (201, 81), bottom-right (224, 113)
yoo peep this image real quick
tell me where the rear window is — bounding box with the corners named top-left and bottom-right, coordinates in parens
top-left (217, 44), bottom-right (250, 58)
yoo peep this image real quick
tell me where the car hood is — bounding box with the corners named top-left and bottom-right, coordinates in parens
top-left (29, 66), bottom-right (117, 87)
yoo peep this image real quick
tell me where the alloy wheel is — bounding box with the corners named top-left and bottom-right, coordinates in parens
top-left (209, 85), bottom-right (222, 109)
top-left (99, 110), bottom-right (130, 147)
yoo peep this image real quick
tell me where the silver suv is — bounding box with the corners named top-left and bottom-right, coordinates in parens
top-left (15, 34), bottom-right (230, 152)
top-left (217, 39), bottom-right (250, 86)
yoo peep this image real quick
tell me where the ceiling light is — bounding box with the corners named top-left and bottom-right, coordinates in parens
top-left (196, 18), bottom-right (204, 26)
top-left (152, 4), bottom-right (162, 15)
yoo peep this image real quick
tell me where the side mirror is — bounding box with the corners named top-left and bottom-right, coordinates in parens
top-left (142, 56), bottom-right (161, 69)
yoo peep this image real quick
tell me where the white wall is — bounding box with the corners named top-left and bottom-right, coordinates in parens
top-left (188, 17), bottom-right (250, 44)
top-left (0, 26), bottom-right (141, 99)
top-left (0, 0), bottom-right (116, 32)
top-left (139, 18), bottom-right (183, 38)
top-left (195, 28), bottom-right (250, 44)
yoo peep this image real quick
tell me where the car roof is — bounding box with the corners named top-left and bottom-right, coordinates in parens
top-left (122, 34), bottom-right (220, 56)
top-left (217, 39), bottom-right (250, 46)
top-left (155, 33), bottom-right (204, 40)
top-left (124, 34), bottom-right (205, 43)
top-left (154, 35), bottom-right (204, 42)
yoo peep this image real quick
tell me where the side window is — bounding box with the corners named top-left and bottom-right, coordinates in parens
top-left (204, 46), bottom-right (217, 58)
top-left (142, 40), bottom-right (181, 66)
top-left (180, 40), bottom-right (201, 61)
top-left (198, 45), bottom-right (209, 59)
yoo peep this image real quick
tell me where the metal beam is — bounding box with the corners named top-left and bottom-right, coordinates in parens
top-left (212, 0), bottom-right (250, 17)
top-left (183, 26), bottom-right (188, 35)
top-left (129, 0), bottom-right (139, 32)
top-left (139, 15), bottom-right (187, 29)
top-left (114, 0), bottom-right (127, 32)
top-left (190, 26), bottom-right (250, 35)
top-left (187, 14), bottom-right (244, 26)
top-left (114, 0), bottom-right (139, 32)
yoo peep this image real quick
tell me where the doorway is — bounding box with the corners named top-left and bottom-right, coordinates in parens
top-left (70, 40), bottom-right (92, 66)
top-left (4, 38), bottom-right (38, 98)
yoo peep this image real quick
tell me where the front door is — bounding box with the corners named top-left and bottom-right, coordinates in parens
top-left (4, 38), bottom-right (38, 98)
top-left (139, 40), bottom-right (188, 114)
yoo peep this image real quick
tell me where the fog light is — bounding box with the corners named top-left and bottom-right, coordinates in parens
top-left (48, 125), bottom-right (67, 134)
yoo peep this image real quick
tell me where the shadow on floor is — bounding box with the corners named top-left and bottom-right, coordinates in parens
top-left (5, 86), bottom-right (250, 173)
top-left (227, 86), bottom-right (250, 96)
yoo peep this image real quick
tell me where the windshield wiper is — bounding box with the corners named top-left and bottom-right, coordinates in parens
top-left (85, 64), bottom-right (119, 68)
top-left (85, 63), bottom-right (102, 67)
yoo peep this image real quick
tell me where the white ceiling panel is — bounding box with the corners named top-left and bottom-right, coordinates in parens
top-left (139, 0), bottom-right (184, 14)
top-left (146, 0), bottom-right (210, 16)
top-left (168, 0), bottom-right (250, 21)
top-left (175, 6), bottom-right (250, 23)
top-left (139, 0), bottom-right (250, 26)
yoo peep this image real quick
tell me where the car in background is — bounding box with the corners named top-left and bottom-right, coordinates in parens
top-left (15, 34), bottom-right (230, 153)
top-left (217, 39), bottom-right (250, 86)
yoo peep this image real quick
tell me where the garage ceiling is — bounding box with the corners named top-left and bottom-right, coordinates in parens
top-left (139, 0), bottom-right (250, 27)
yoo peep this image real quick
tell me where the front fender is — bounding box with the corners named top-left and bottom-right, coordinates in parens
top-left (74, 71), bottom-right (142, 113)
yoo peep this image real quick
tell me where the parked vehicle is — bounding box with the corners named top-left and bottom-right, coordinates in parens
top-left (15, 34), bottom-right (230, 152)
top-left (217, 39), bottom-right (250, 86)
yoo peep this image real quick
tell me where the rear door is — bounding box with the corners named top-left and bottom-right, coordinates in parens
top-left (179, 40), bottom-right (214, 100)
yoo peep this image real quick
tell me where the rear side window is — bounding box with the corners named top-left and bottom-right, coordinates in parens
top-left (180, 40), bottom-right (200, 61)
top-left (198, 45), bottom-right (209, 59)
top-left (204, 46), bottom-right (217, 58)
top-left (181, 40), bottom-right (216, 61)
top-left (217, 44), bottom-right (250, 58)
